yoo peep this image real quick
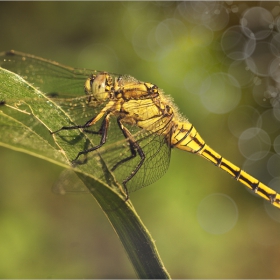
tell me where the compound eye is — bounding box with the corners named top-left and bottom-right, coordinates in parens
top-left (88, 73), bottom-right (111, 101)
top-left (92, 74), bottom-right (106, 93)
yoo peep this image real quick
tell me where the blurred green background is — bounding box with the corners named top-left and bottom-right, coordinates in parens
top-left (1, 1), bottom-right (280, 278)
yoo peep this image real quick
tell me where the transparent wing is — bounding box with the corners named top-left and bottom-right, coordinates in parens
top-left (108, 119), bottom-right (172, 193)
top-left (0, 50), bottom-right (97, 97)
top-left (82, 102), bottom-right (173, 193)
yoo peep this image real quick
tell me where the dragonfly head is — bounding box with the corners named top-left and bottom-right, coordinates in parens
top-left (84, 73), bottom-right (113, 101)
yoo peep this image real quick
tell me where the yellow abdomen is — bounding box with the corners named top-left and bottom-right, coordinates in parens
top-left (171, 121), bottom-right (280, 209)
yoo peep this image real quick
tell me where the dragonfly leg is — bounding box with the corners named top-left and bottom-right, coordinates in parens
top-left (50, 115), bottom-right (99, 134)
top-left (113, 118), bottom-right (145, 200)
top-left (111, 123), bottom-right (137, 172)
top-left (72, 113), bottom-right (111, 162)
top-left (50, 105), bottom-right (110, 134)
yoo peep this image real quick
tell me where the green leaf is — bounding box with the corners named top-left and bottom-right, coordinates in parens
top-left (0, 67), bottom-right (170, 278)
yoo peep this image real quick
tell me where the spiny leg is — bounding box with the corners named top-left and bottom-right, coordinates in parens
top-left (51, 112), bottom-right (111, 162)
top-left (72, 113), bottom-right (111, 162)
top-left (113, 118), bottom-right (145, 200)
top-left (50, 105), bottom-right (109, 134)
top-left (111, 117), bottom-right (138, 172)
top-left (50, 115), bottom-right (98, 134)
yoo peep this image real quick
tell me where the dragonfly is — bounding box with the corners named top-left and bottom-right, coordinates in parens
top-left (1, 50), bottom-right (280, 208)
